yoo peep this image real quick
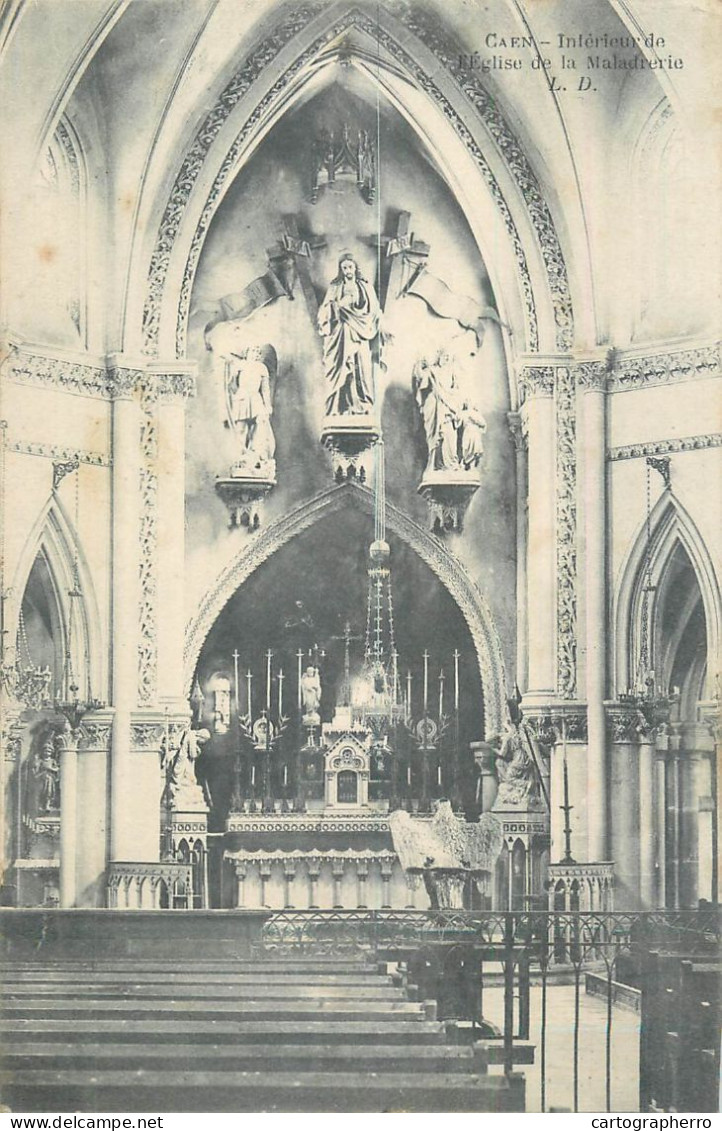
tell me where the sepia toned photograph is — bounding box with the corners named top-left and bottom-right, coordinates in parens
top-left (0, 0), bottom-right (719, 1116)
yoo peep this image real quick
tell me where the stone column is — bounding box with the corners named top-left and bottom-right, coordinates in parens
top-left (283, 860), bottom-right (296, 909)
top-left (654, 750), bottom-right (667, 908)
top-left (234, 862), bottom-right (247, 908)
top-left (638, 732), bottom-right (656, 909)
top-left (258, 860), bottom-right (272, 908)
top-left (332, 860), bottom-right (345, 909)
top-left (380, 860), bottom-right (393, 909)
top-left (107, 365), bottom-right (141, 863)
top-left (57, 726), bottom-right (79, 908)
top-left (357, 861), bottom-right (369, 908)
top-left (578, 362), bottom-right (609, 861)
top-left (607, 707), bottom-right (640, 909)
top-left (519, 367), bottom-right (556, 699)
top-left (153, 367), bottom-right (195, 709)
top-left (507, 412), bottom-right (528, 691)
top-left (307, 858), bottom-right (321, 909)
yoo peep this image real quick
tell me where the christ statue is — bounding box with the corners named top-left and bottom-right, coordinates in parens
top-left (317, 253), bottom-right (383, 416)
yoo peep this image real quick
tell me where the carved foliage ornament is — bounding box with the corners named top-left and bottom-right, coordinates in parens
top-left (555, 366), bottom-right (577, 699)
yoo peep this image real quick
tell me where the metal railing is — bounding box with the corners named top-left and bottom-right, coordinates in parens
top-left (260, 908), bottom-right (721, 1113)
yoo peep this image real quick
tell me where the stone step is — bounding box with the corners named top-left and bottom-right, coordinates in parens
top-left (1, 1041), bottom-right (482, 1073)
top-left (0, 1068), bottom-right (525, 1113)
top-left (2, 971), bottom-right (393, 986)
top-left (3, 960), bottom-right (380, 975)
top-left (2, 983), bottom-right (405, 1000)
top-left (1, 1019), bottom-right (447, 1043)
top-left (1, 999), bottom-right (427, 1021)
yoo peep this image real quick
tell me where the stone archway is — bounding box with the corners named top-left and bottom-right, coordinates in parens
top-left (184, 481), bottom-right (509, 736)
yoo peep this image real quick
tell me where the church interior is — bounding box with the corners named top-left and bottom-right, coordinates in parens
top-left (0, 0), bottom-right (719, 925)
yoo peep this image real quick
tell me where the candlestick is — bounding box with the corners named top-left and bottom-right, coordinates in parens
top-left (423, 649), bottom-right (429, 715)
top-left (246, 669), bottom-right (252, 720)
top-left (265, 649), bottom-right (272, 712)
top-left (232, 649), bottom-right (240, 716)
top-left (438, 669), bottom-right (445, 719)
top-left (453, 649), bottom-right (460, 711)
top-left (278, 668), bottom-right (284, 719)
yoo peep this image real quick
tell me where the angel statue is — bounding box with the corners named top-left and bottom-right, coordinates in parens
top-left (224, 345), bottom-right (276, 473)
top-left (317, 253), bottom-right (387, 416)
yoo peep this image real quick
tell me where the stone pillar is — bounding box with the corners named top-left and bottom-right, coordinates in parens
top-left (639, 734), bottom-right (656, 909)
top-left (234, 862), bottom-right (246, 908)
top-left (380, 860), bottom-right (393, 909)
top-left (76, 714), bottom-right (113, 907)
top-left (307, 858), bottom-right (321, 909)
top-left (607, 707), bottom-right (640, 909)
top-left (654, 749), bottom-right (667, 908)
top-left (578, 362), bottom-right (609, 861)
top-left (57, 726), bottom-right (79, 908)
top-left (404, 871), bottom-right (416, 909)
top-left (258, 860), bottom-right (272, 908)
top-left (520, 368), bottom-right (556, 698)
top-left (357, 861), bottom-right (368, 908)
top-left (108, 366), bottom-right (141, 863)
top-left (153, 368), bottom-right (195, 709)
top-left (507, 412), bottom-right (528, 691)
top-left (283, 860), bottom-right (296, 908)
top-left (332, 860), bottom-right (345, 909)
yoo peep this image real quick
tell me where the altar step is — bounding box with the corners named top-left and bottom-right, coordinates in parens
top-left (0, 956), bottom-right (525, 1112)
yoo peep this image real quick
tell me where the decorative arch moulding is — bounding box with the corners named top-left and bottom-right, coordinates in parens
top-left (183, 481), bottom-right (509, 737)
top-left (140, 3), bottom-right (578, 360)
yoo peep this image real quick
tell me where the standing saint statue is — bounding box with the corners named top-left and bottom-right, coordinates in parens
top-left (412, 349), bottom-right (486, 473)
top-left (300, 664), bottom-right (322, 723)
top-left (317, 253), bottom-right (384, 416)
top-left (224, 346), bottom-right (276, 472)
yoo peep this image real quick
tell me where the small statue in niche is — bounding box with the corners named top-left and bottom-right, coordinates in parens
top-left (32, 730), bottom-right (60, 812)
top-left (165, 727), bottom-right (211, 810)
top-left (413, 349), bottom-right (486, 474)
top-left (493, 721), bottom-right (541, 809)
top-left (300, 665), bottom-right (322, 725)
top-left (318, 253), bottom-right (386, 416)
top-left (224, 345), bottom-right (276, 474)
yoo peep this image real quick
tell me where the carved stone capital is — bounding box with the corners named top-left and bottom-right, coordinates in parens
top-left (106, 366), bottom-right (143, 401)
top-left (155, 372), bottom-right (197, 402)
top-left (573, 360), bottom-right (608, 391)
top-left (519, 365), bottom-right (555, 401)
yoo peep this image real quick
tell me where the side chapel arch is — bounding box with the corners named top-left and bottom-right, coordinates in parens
top-left (8, 493), bottom-right (104, 703)
top-left (184, 482), bottom-right (508, 736)
top-left (613, 493), bottom-right (721, 699)
top-left (132, 2), bottom-right (580, 366)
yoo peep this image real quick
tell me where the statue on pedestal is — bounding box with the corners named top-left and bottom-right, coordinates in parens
top-left (318, 253), bottom-right (384, 417)
top-left (224, 346), bottom-right (276, 475)
top-left (494, 722), bottom-right (541, 809)
top-left (301, 665), bottom-right (322, 726)
top-left (32, 730), bottom-right (60, 812)
top-left (413, 349), bottom-right (486, 474)
top-left (165, 727), bottom-right (210, 811)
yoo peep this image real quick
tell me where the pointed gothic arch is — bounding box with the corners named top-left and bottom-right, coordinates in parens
top-left (613, 493), bottom-right (721, 699)
top-left (184, 482), bottom-right (508, 736)
top-left (9, 494), bottom-right (104, 702)
top-left (131, 2), bottom-right (582, 366)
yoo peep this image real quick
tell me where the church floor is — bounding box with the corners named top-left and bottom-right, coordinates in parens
top-left (482, 984), bottom-right (641, 1113)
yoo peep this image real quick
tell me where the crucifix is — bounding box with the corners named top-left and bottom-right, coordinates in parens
top-left (267, 215), bottom-right (327, 323)
top-left (365, 211), bottom-right (430, 310)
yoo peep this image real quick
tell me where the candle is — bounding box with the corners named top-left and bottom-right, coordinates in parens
top-left (406, 671), bottom-right (412, 717)
top-left (232, 649), bottom-right (240, 715)
top-left (278, 668), bottom-right (284, 719)
top-left (437, 764), bottom-right (442, 786)
top-left (266, 649), bottom-right (272, 711)
top-left (251, 765), bottom-right (256, 786)
top-left (297, 650), bottom-right (304, 710)
top-left (438, 669), bottom-right (445, 718)
top-left (423, 650), bottom-right (429, 714)
top-left (407, 765), bottom-right (411, 786)
top-left (453, 649), bottom-right (460, 711)
top-left (283, 765), bottom-right (288, 786)
top-left (246, 669), bottom-right (252, 719)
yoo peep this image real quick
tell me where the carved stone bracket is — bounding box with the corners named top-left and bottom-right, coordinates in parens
top-left (215, 474), bottom-right (276, 531)
top-left (418, 472), bottom-right (480, 536)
